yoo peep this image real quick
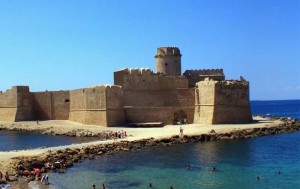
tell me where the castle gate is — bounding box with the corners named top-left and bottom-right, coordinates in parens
top-left (173, 110), bottom-right (187, 124)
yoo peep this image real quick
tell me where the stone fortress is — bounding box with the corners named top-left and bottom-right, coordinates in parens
top-left (0, 47), bottom-right (252, 126)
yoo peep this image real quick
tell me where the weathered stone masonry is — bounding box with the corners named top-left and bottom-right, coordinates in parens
top-left (0, 47), bottom-right (252, 126)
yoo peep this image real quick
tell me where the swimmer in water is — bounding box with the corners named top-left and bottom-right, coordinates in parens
top-left (256, 176), bottom-right (260, 181)
top-left (186, 164), bottom-right (191, 170)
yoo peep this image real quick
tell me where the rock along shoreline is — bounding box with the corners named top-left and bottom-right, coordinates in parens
top-left (6, 116), bottom-right (299, 187)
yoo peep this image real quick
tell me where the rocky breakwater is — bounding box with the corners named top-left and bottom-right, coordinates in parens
top-left (11, 118), bottom-right (300, 184)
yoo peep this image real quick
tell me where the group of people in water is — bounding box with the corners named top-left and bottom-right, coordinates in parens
top-left (92, 183), bottom-right (105, 189)
top-left (149, 183), bottom-right (174, 189)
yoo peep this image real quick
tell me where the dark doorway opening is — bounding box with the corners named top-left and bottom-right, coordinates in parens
top-left (173, 110), bottom-right (187, 125)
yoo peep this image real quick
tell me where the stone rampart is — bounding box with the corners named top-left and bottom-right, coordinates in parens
top-left (69, 85), bottom-right (124, 126)
top-left (15, 86), bottom-right (35, 121)
top-left (32, 91), bottom-right (70, 120)
top-left (123, 88), bottom-right (195, 124)
top-left (114, 68), bottom-right (193, 125)
top-left (0, 86), bottom-right (35, 121)
top-left (183, 69), bottom-right (225, 87)
top-left (0, 87), bottom-right (18, 121)
top-left (194, 78), bottom-right (252, 124)
top-left (114, 68), bottom-right (188, 90)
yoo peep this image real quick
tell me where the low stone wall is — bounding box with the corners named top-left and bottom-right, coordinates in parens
top-left (11, 118), bottom-right (300, 183)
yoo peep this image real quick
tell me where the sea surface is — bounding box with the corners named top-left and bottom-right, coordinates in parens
top-left (251, 99), bottom-right (300, 119)
top-left (0, 131), bottom-right (95, 152)
top-left (44, 100), bottom-right (300, 189)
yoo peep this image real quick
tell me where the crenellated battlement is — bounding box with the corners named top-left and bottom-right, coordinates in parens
top-left (155, 47), bottom-right (181, 58)
top-left (114, 67), bottom-right (188, 90)
top-left (198, 77), bottom-right (248, 86)
top-left (115, 68), bottom-right (153, 75)
top-left (88, 84), bottom-right (122, 90)
top-left (184, 69), bottom-right (224, 75)
top-left (155, 47), bottom-right (182, 76)
top-left (183, 69), bottom-right (225, 87)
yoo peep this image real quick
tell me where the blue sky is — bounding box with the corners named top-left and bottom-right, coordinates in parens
top-left (0, 0), bottom-right (299, 100)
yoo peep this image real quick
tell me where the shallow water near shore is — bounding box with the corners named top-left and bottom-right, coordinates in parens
top-left (0, 131), bottom-right (96, 151)
top-left (45, 131), bottom-right (300, 189)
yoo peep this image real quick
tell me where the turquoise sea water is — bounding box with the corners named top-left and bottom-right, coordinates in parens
top-left (0, 131), bottom-right (94, 151)
top-left (46, 100), bottom-right (300, 189)
top-left (48, 132), bottom-right (300, 189)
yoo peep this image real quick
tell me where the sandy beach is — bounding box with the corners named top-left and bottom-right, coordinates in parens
top-left (0, 116), bottom-right (282, 175)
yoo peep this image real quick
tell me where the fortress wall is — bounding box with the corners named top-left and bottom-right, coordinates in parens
top-left (69, 86), bottom-right (124, 126)
top-left (123, 90), bottom-right (181, 107)
top-left (32, 92), bottom-right (51, 120)
top-left (49, 91), bottom-right (70, 120)
top-left (124, 107), bottom-right (175, 124)
top-left (183, 69), bottom-right (225, 87)
top-left (115, 68), bottom-right (193, 125)
top-left (15, 86), bottom-right (35, 121)
top-left (194, 79), bottom-right (252, 124)
top-left (68, 89), bottom-right (87, 124)
top-left (0, 86), bottom-right (35, 122)
top-left (194, 81), bottom-right (215, 124)
top-left (176, 88), bottom-right (195, 124)
top-left (32, 91), bottom-right (70, 120)
top-left (69, 87), bottom-right (107, 125)
top-left (123, 88), bottom-right (195, 124)
top-left (213, 80), bottom-right (252, 123)
top-left (114, 68), bottom-right (188, 90)
top-left (124, 107), bottom-right (194, 125)
top-left (0, 87), bottom-right (18, 121)
top-left (105, 86), bottom-right (125, 126)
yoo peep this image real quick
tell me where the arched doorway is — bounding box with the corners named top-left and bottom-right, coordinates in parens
top-left (173, 110), bottom-right (187, 125)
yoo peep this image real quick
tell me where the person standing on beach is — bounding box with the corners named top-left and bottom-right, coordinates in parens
top-left (0, 171), bottom-right (3, 182)
top-left (4, 172), bottom-right (10, 181)
top-left (179, 127), bottom-right (183, 138)
top-left (101, 183), bottom-right (105, 189)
